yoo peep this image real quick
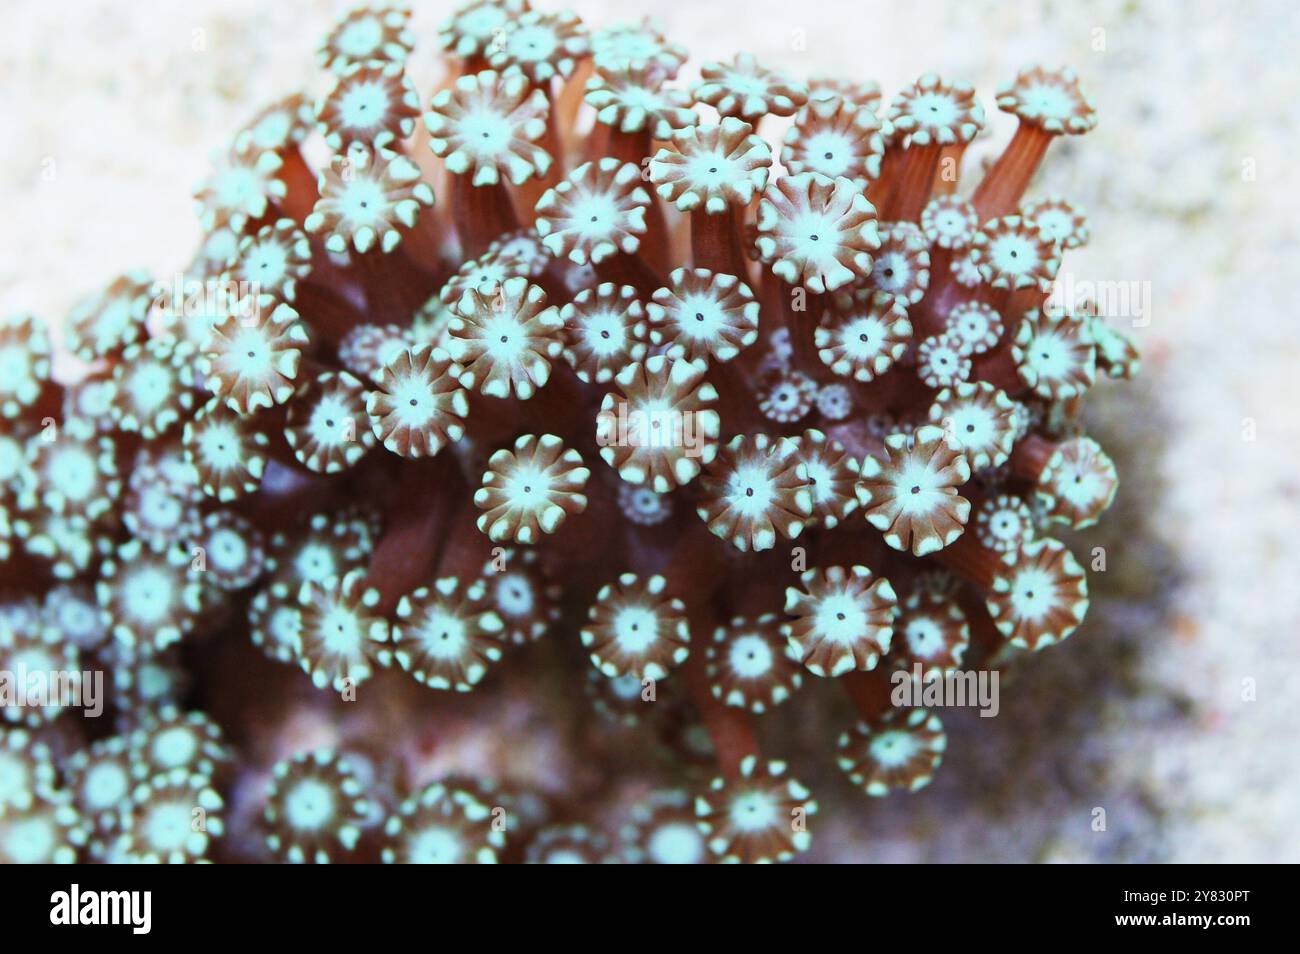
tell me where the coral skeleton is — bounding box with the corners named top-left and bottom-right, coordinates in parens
top-left (0, 1), bottom-right (1133, 864)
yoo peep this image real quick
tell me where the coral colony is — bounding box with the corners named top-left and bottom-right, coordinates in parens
top-left (0, 2), bottom-right (1138, 864)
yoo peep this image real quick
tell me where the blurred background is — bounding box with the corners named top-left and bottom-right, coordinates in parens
top-left (3, 0), bottom-right (1297, 861)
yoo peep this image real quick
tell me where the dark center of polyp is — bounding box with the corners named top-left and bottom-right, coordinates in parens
top-left (600, 330), bottom-right (610, 339)
top-left (409, 398), bottom-right (417, 406)
top-left (824, 151), bottom-right (833, 160)
top-left (809, 234), bottom-right (819, 241)
top-left (500, 335), bottom-right (509, 343)
top-left (910, 485), bottom-right (920, 494)
top-left (745, 487), bottom-right (754, 497)
top-left (523, 485), bottom-right (532, 493)
top-left (695, 312), bottom-right (704, 322)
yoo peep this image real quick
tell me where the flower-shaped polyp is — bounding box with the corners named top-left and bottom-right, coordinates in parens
top-left (42, 583), bottom-right (109, 652)
top-left (202, 299), bottom-right (309, 414)
top-left (63, 735), bottom-right (131, 851)
top-left (318, 2), bottom-right (415, 72)
top-left (1013, 306), bottom-right (1096, 400)
top-left (227, 219), bottom-right (313, 304)
top-left (886, 73), bottom-right (984, 146)
top-left (0, 788), bottom-right (86, 863)
top-left (97, 540), bottom-right (204, 652)
top-left (807, 76), bottom-right (882, 110)
top-left (790, 429), bottom-right (860, 529)
top-left (234, 93), bottom-right (315, 155)
top-left (996, 64), bottom-right (1097, 135)
top-left (389, 578), bottom-right (505, 691)
top-left (122, 449), bottom-right (202, 547)
top-left (868, 222), bottom-right (931, 306)
top-left (856, 425), bottom-right (971, 557)
top-left (534, 159), bottom-right (650, 266)
top-left (781, 95), bottom-right (887, 184)
top-left (646, 268), bottom-right (759, 366)
top-left (944, 301), bottom-right (1003, 355)
top-left (285, 371), bottom-right (376, 473)
top-left (526, 824), bottom-right (610, 864)
top-left (193, 510), bottom-right (266, 591)
top-left (296, 569), bottom-right (389, 691)
top-left (367, 345), bottom-right (469, 457)
top-left (0, 624), bottom-right (77, 727)
top-left (814, 290), bottom-right (911, 382)
top-left (986, 538), bottom-right (1088, 650)
top-left (304, 148), bottom-right (435, 255)
top-left (649, 119), bottom-right (771, 215)
top-left (921, 195), bottom-right (980, 250)
top-left (475, 434), bottom-right (590, 544)
top-left (621, 790), bottom-right (710, 864)
top-left (265, 511), bottom-right (373, 600)
top-left (693, 53), bottom-right (808, 120)
top-left (263, 750), bottom-right (370, 864)
top-left (707, 614), bottom-right (802, 712)
top-left (581, 573), bottom-right (690, 681)
top-left (0, 729), bottom-right (56, 813)
top-left (591, 19), bottom-right (688, 76)
top-left (783, 565), bottom-right (897, 677)
top-left (478, 547), bottom-right (560, 645)
top-left (425, 69), bottom-right (552, 187)
top-left (339, 323), bottom-right (413, 384)
top-left (318, 61), bottom-right (420, 151)
top-left (1036, 436), bottom-right (1119, 529)
top-left (617, 483), bottom-right (672, 526)
top-left (381, 781), bottom-right (505, 863)
top-left (487, 9), bottom-right (589, 85)
top-left (927, 381), bottom-right (1017, 472)
top-left (65, 272), bottom-right (153, 362)
top-left (695, 756), bottom-right (816, 863)
top-left (109, 336), bottom-right (196, 439)
top-left (248, 590), bottom-right (303, 665)
top-left (183, 398), bottom-right (269, 502)
top-left (969, 215), bottom-right (1061, 292)
top-left (585, 64), bottom-right (698, 141)
top-left (446, 278), bottom-right (564, 399)
top-left (559, 283), bottom-right (648, 384)
top-left (438, 0), bottom-right (529, 60)
top-left (975, 494), bottom-right (1035, 554)
top-left (596, 356), bottom-right (721, 492)
top-left (916, 333), bottom-right (972, 389)
top-left (758, 371), bottom-right (817, 424)
top-left (26, 419), bottom-right (120, 522)
top-left (837, 708), bottom-right (946, 795)
top-left (1021, 195), bottom-right (1089, 249)
top-left (696, 434), bottom-right (813, 552)
top-left (892, 591), bottom-right (969, 674)
top-left (113, 769), bottom-right (223, 864)
top-left (756, 172), bottom-right (879, 293)
top-left (129, 707), bottom-right (229, 778)
top-left (194, 145), bottom-right (286, 233)
top-left (0, 315), bottom-right (51, 420)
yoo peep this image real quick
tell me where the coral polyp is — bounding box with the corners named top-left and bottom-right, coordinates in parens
top-left (0, 1), bottom-right (1138, 865)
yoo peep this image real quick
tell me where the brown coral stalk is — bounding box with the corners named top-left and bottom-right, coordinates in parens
top-left (365, 456), bottom-right (461, 614)
top-left (691, 206), bottom-right (747, 278)
top-left (971, 123), bottom-right (1052, 221)
top-left (883, 143), bottom-right (941, 222)
top-left (450, 177), bottom-right (520, 259)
